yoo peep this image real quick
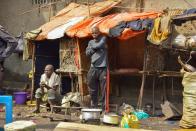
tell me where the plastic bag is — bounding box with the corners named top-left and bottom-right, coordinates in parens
top-left (187, 36), bottom-right (196, 49)
top-left (14, 32), bottom-right (24, 53)
top-left (42, 93), bottom-right (48, 102)
top-left (179, 70), bottom-right (196, 128)
top-left (132, 111), bottom-right (149, 120)
top-left (172, 34), bottom-right (186, 48)
top-left (120, 114), bottom-right (139, 128)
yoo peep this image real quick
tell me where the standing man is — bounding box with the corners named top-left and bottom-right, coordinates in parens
top-left (33, 64), bottom-right (60, 113)
top-left (86, 27), bottom-right (108, 110)
top-left (0, 25), bottom-right (18, 89)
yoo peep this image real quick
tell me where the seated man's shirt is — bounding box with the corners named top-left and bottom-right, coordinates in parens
top-left (40, 72), bottom-right (60, 92)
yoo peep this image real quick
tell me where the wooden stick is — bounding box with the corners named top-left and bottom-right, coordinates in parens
top-left (152, 76), bottom-right (155, 115)
top-left (87, 0), bottom-right (91, 17)
top-left (30, 44), bottom-right (35, 103)
top-left (171, 77), bottom-right (174, 96)
top-left (49, 3), bottom-right (52, 21)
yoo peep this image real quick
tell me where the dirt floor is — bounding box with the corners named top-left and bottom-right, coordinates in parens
top-left (0, 104), bottom-right (182, 131)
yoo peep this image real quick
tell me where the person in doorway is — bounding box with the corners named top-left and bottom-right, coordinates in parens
top-left (33, 64), bottom-right (60, 113)
top-left (86, 26), bottom-right (108, 110)
top-left (0, 25), bottom-right (18, 89)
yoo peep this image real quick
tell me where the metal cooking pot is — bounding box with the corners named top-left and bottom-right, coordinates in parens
top-left (80, 108), bottom-right (102, 121)
top-left (103, 113), bottom-right (119, 125)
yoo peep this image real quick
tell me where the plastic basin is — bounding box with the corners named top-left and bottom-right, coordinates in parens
top-left (14, 92), bottom-right (27, 105)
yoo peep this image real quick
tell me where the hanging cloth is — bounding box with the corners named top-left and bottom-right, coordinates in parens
top-left (147, 16), bottom-right (171, 45)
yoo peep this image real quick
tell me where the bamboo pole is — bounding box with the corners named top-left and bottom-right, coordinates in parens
top-left (87, 0), bottom-right (91, 17)
top-left (30, 44), bottom-right (36, 103)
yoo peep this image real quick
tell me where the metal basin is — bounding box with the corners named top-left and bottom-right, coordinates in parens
top-left (81, 108), bottom-right (102, 121)
top-left (103, 113), bottom-right (119, 125)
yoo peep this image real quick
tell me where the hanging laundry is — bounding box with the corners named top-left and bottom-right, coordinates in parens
top-left (109, 21), bottom-right (127, 37)
top-left (109, 19), bottom-right (154, 38)
top-left (183, 8), bottom-right (196, 15)
top-left (147, 16), bottom-right (171, 45)
top-left (23, 28), bottom-right (42, 60)
top-left (126, 19), bottom-right (154, 32)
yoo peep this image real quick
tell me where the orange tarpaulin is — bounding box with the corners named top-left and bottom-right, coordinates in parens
top-left (118, 29), bottom-right (146, 40)
top-left (99, 12), bottom-right (160, 34)
top-left (66, 12), bottom-right (161, 39)
top-left (66, 14), bottom-right (116, 38)
top-left (36, 0), bottom-right (122, 41)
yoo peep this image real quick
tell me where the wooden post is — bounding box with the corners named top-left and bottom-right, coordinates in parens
top-left (76, 38), bottom-right (82, 93)
top-left (105, 68), bottom-right (110, 113)
top-left (30, 44), bottom-right (35, 103)
top-left (152, 76), bottom-right (156, 115)
top-left (49, 3), bottom-right (52, 21)
top-left (87, 0), bottom-right (90, 17)
top-left (76, 38), bottom-right (87, 104)
top-left (137, 38), bottom-right (148, 110)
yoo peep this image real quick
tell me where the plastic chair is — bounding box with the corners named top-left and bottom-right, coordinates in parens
top-left (0, 96), bottom-right (13, 124)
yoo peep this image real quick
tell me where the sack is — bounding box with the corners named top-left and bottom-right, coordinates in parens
top-left (14, 32), bottom-right (24, 53)
top-left (161, 100), bottom-right (182, 120)
top-left (180, 71), bottom-right (196, 128)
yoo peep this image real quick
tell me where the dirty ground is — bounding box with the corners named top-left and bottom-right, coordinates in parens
top-left (0, 105), bottom-right (181, 131)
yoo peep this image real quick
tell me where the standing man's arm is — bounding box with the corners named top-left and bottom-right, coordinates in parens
top-left (86, 41), bottom-right (95, 57)
top-left (92, 36), bottom-right (107, 50)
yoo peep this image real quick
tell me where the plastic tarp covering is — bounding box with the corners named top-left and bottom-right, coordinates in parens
top-left (66, 12), bottom-right (160, 39)
top-left (180, 71), bottom-right (196, 128)
top-left (36, 0), bottom-right (122, 41)
top-left (47, 16), bottom-right (85, 39)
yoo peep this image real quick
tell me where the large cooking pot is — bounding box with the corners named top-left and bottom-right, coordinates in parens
top-left (80, 108), bottom-right (102, 121)
top-left (103, 113), bottom-right (119, 125)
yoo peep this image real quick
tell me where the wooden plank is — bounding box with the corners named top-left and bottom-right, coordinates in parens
top-left (54, 122), bottom-right (156, 131)
top-left (172, 14), bottom-right (196, 21)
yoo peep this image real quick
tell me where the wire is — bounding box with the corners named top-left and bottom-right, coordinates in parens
top-left (18, 0), bottom-right (66, 15)
top-left (13, 0), bottom-right (196, 16)
top-left (183, 0), bottom-right (194, 8)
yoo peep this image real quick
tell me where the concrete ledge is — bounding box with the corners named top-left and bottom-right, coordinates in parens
top-left (54, 122), bottom-right (156, 131)
top-left (4, 121), bottom-right (36, 131)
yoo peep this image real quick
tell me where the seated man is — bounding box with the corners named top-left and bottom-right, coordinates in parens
top-left (33, 64), bottom-right (60, 113)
